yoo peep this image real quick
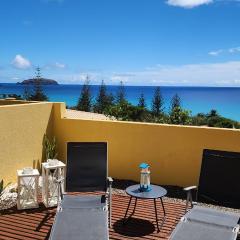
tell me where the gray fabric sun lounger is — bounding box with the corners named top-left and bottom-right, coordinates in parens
top-left (170, 149), bottom-right (240, 240)
top-left (49, 142), bottom-right (112, 240)
top-left (170, 205), bottom-right (239, 240)
top-left (50, 196), bottom-right (109, 240)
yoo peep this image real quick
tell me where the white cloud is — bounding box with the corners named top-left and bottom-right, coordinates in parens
top-left (43, 62), bottom-right (66, 70)
top-left (108, 61), bottom-right (240, 86)
top-left (208, 50), bottom-right (223, 56)
top-left (166, 0), bottom-right (213, 8)
top-left (208, 46), bottom-right (240, 56)
top-left (12, 54), bottom-right (31, 69)
top-left (229, 47), bottom-right (240, 53)
top-left (54, 62), bottom-right (66, 68)
top-left (11, 77), bottom-right (20, 80)
top-left (48, 61), bottom-right (240, 87)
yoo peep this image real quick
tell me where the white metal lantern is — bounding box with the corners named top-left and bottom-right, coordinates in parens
top-left (42, 160), bottom-right (66, 208)
top-left (139, 163), bottom-right (151, 192)
top-left (17, 168), bottom-right (39, 210)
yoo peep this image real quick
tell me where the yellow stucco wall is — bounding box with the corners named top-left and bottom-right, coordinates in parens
top-left (0, 102), bottom-right (53, 183)
top-left (1, 101), bottom-right (240, 186)
top-left (53, 103), bottom-right (240, 187)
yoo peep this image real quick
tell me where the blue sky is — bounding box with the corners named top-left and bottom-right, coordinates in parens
top-left (0, 0), bottom-right (240, 86)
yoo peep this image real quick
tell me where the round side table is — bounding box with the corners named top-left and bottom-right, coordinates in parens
top-left (124, 184), bottom-right (167, 232)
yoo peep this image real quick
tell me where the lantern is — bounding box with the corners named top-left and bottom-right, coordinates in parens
top-left (139, 163), bottom-right (151, 192)
top-left (17, 168), bottom-right (39, 210)
top-left (42, 160), bottom-right (66, 208)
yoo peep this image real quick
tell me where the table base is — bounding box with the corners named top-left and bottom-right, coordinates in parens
top-left (123, 196), bottom-right (166, 232)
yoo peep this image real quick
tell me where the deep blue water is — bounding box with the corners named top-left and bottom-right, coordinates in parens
top-left (0, 83), bottom-right (240, 121)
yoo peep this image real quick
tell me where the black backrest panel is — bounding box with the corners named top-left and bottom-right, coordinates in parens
top-left (66, 142), bottom-right (107, 192)
top-left (198, 149), bottom-right (240, 207)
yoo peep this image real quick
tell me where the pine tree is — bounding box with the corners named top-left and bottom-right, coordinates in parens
top-left (29, 67), bottom-right (48, 101)
top-left (151, 87), bottom-right (164, 116)
top-left (77, 76), bottom-right (92, 111)
top-left (171, 93), bottom-right (181, 111)
top-left (138, 93), bottom-right (146, 108)
top-left (169, 94), bottom-right (191, 125)
top-left (116, 81), bottom-right (126, 105)
top-left (23, 85), bottom-right (31, 100)
top-left (94, 80), bottom-right (114, 113)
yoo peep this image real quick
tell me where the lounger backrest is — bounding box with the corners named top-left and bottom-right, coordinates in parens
top-left (198, 149), bottom-right (240, 207)
top-left (66, 142), bottom-right (108, 192)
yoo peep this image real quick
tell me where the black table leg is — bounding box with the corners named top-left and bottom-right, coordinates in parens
top-left (154, 198), bottom-right (166, 232)
top-left (160, 197), bottom-right (166, 217)
top-left (154, 198), bottom-right (160, 232)
top-left (123, 196), bottom-right (137, 224)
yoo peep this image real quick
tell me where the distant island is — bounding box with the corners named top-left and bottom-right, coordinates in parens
top-left (17, 78), bottom-right (59, 85)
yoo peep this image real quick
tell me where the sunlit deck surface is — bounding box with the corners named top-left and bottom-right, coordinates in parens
top-left (0, 193), bottom-right (185, 240)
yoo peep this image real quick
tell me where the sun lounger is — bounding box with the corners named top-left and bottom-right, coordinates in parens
top-left (170, 149), bottom-right (240, 240)
top-left (49, 142), bottom-right (113, 240)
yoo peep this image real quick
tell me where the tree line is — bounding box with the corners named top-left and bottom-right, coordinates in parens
top-left (20, 68), bottom-right (239, 129)
top-left (72, 78), bottom-right (240, 129)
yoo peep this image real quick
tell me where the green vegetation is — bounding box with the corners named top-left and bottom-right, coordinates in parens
top-left (43, 134), bottom-right (58, 160)
top-left (151, 87), bottom-right (164, 117)
top-left (75, 80), bottom-right (240, 129)
top-left (28, 67), bottom-right (49, 101)
top-left (93, 80), bottom-right (114, 114)
top-left (138, 93), bottom-right (146, 109)
top-left (0, 179), bottom-right (10, 197)
top-left (192, 110), bottom-right (240, 129)
top-left (116, 81), bottom-right (126, 105)
top-left (169, 94), bottom-right (192, 125)
top-left (77, 76), bottom-right (92, 111)
top-left (0, 93), bottom-right (23, 100)
top-left (25, 67), bottom-right (49, 101)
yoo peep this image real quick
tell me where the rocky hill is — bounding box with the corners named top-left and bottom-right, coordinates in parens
top-left (18, 78), bottom-right (58, 85)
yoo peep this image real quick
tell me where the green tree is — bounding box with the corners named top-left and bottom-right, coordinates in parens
top-left (171, 93), bottom-right (181, 110)
top-left (116, 81), bottom-right (126, 105)
top-left (94, 80), bottom-right (114, 113)
top-left (169, 94), bottom-right (191, 125)
top-left (107, 101), bottom-right (146, 122)
top-left (23, 86), bottom-right (31, 100)
top-left (151, 87), bottom-right (164, 117)
top-left (192, 113), bottom-right (207, 126)
top-left (29, 67), bottom-right (48, 101)
top-left (77, 76), bottom-right (92, 111)
top-left (207, 109), bottom-right (219, 118)
top-left (138, 93), bottom-right (146, 109)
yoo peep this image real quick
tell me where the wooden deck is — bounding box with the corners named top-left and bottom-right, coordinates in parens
top-left (0, 194), bottom-right (185, 240)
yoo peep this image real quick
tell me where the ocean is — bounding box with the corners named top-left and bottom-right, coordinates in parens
top-left (0, 83), bottom-right (240, 121)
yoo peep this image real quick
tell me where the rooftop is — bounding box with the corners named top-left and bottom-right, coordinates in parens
top-left (65, 109), bottom-right (114, 120)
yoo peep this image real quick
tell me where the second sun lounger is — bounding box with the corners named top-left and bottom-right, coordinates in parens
top-left (170, 206), bottom-right (239, 240)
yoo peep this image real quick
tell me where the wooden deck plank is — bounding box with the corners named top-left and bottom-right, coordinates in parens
top-left (0, 194), bottom-right (185, 240)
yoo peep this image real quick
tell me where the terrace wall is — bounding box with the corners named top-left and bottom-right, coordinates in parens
top-left (53, 103), bottom-right (240, 187)
top-left (0, 102), bottom-right (53, 183)
top-left (1, 101), bottom-right (240, 186)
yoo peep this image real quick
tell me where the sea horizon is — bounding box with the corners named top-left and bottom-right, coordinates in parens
top-left (2, 82), bottom-right (240, 88)
top-left (1, 83), bottom-right (240, 121)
